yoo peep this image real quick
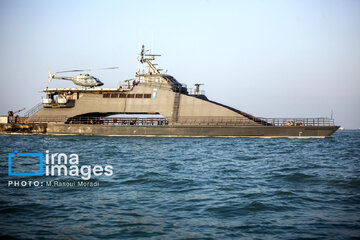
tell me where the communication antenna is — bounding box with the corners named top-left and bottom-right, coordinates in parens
top-left (194, 83), bottom-right (204, 95)
top-left (137, 42), bottom-right (143, 74)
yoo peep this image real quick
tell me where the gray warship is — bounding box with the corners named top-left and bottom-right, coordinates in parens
top-left (1, 45), bottom-right (339, 137)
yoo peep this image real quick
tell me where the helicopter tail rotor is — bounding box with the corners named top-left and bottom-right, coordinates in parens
top-left (48, 70), bottom-right (53, 83)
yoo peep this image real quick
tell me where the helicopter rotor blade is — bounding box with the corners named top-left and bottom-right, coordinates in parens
top-left (55, 67), bottom-right (119, 74)
top-left (56, 70), bottom-right (85, 73)
top-left (94, 67), bottom-right (119, 70)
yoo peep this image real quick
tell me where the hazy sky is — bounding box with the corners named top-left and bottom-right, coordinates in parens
top-left (0, 0), bottom-right (359, 128)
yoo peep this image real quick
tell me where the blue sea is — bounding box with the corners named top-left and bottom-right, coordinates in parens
top-left (0, 131), bottom-right (359, 239)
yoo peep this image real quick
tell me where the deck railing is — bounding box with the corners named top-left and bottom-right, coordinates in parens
top-left (22, 115), bottom-right (335, 127)
top-left (67, 117), bottom-right (168, 126)
top-left (175, 116), bottom-right (257, 125)
top-left (24, 102), bottom-right (42, 118)
top-left (128, 82), bottom-right (205, 95)
top-left (174, 117), bottom-right (335, 126)
top-left (259, 118), bottom-right (335, 126)
top-left (186, 88), bottom-right (206, 96)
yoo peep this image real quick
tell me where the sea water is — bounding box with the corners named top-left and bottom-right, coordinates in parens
top-left (0, 131), bottom-right (359, 239)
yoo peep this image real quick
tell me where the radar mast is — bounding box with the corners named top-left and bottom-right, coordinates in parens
top-left (136, 44), bottom-right (162, 76)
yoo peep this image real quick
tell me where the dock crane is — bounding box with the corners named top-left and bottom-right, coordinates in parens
top-left (7, 108), bottom-right (25, 124)
top-left (8, 108), bottom-right (25, 117)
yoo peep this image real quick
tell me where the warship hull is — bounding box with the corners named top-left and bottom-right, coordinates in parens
top-left (46, 123), bottom-right (339, 138)
top-left (0, 123), bottom-right (338, 138)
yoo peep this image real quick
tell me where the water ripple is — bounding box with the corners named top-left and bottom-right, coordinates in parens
top-left (0, 130), bottom-right (359, 239)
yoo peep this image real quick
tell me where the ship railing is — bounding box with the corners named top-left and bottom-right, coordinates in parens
top-left (138, 82), bottom-right (176, 90)
top-left (173, 116), bottom-right (258, 125)
top-left (66, 117), bottom-right (169, 126)
top-left (120, 82), bottom-right (169, 90)
top-left (259, 117), bottom-right (335, 126)
top-left (23, 115), bottom-right (335, 126)
top-left (172, 116), bottom-right (335, 126)
top-left (187, 88), bottom-right (206, 96)
top-left (127, 81), bottom-right (207, 96)
top-left (134, 82), bottom-right (192, 93)
top-left (24, 102), bottom-right (42, 118)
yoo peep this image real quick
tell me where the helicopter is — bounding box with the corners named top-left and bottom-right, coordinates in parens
top-left (48, 67), bottom-right (118, 87)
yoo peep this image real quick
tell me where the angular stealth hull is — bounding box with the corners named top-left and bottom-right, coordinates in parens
top-left (46, 124), bottom-right (339, 138)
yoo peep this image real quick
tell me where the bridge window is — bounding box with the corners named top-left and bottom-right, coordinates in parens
top-left (104, 93), bottom-right (151, 98)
